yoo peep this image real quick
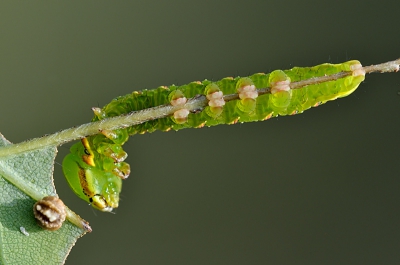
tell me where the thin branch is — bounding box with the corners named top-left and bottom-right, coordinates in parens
top-left (0, 58), bottom-right (398, 158)
top-left (363, 58), bottom-right (400, 73)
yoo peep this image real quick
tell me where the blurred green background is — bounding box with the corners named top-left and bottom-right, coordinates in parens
top-left (1, 1), bottom-right (399, 264)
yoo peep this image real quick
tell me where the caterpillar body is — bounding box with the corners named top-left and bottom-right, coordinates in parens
top-left (63, 60), bottom-right (365, 211)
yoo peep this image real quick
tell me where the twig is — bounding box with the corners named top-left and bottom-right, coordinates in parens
top-left (0, 58), bottom-right (398, 158)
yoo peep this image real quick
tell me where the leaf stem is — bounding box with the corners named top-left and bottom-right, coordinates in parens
top-left (65, 207), bottom-right (92, 232)
top-left (0, 58), bottom-right (398, 158)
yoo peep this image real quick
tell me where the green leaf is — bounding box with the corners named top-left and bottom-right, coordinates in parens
top-left (0, 133), bottom-right (86, 265)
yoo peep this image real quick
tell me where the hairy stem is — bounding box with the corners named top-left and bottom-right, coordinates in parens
top-left (0, 58), bottom-right (398, 158)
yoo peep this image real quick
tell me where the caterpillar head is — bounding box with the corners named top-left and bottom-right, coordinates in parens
top-left (83, 167), bottom-right (122, 212)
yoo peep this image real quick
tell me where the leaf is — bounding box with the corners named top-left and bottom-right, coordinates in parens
top-left (0, 133), bottom-right (86, 265)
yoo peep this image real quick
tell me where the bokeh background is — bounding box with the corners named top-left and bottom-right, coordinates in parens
top-left (1, 1), bottom-right (399, 264)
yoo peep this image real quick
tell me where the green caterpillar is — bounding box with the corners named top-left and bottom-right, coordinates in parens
top-left (62, 60), bottom-right (365, 211)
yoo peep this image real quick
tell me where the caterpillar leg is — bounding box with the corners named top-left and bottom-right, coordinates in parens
top-left (82, 137), bottom-right (131, 179)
